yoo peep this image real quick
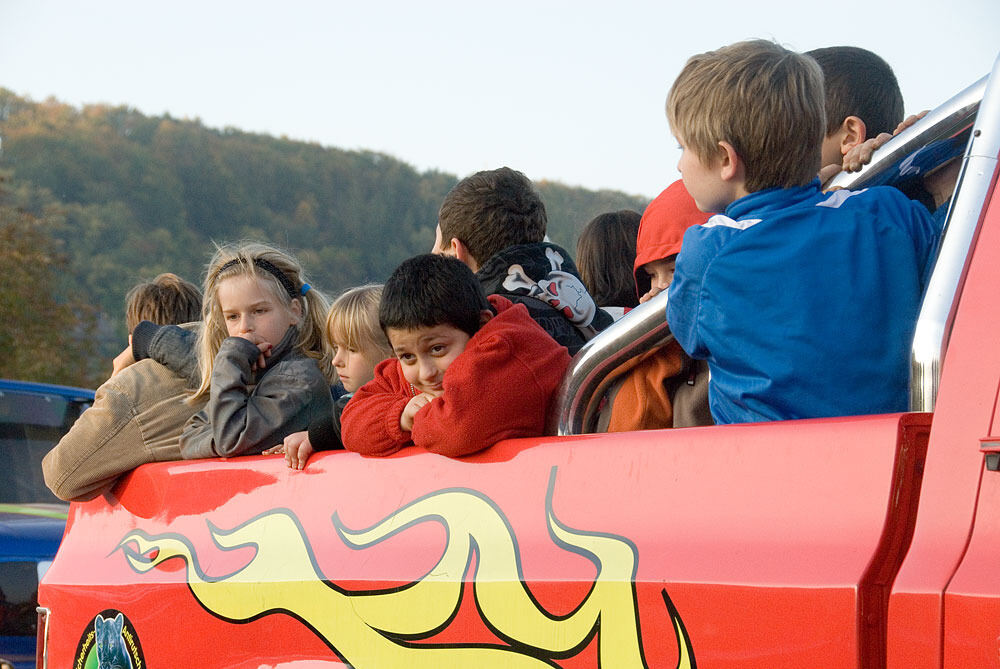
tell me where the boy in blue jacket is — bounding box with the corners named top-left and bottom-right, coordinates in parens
top-left (664, 40), bottom-right (940, 424)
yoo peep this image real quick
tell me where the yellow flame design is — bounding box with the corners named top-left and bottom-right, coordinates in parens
top-left (119, 468), bottom-right (693, 668)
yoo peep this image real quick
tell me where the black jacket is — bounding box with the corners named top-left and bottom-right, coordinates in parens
top-left (475, 242), bottom-right (612, 356)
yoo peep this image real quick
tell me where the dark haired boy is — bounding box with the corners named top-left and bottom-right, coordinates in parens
top-left (806, 46), bottom-right (904, 176)
top-left (340, 254), bottom-right (570, 457)
top-left (664, 40), bottom-right (939, 424)
top-left (433, 166), bottom-right (611, 355)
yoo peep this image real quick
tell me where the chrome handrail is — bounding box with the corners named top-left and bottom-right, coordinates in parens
top-left (909, 58), bottom-right (999, 411)
top-left (553, 62), bottom-right (996, 435)
top-left (550, 293), bottom-right (672, 436)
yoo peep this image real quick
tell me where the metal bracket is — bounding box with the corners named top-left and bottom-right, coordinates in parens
top-left (980, 439), bottom-right (1000, 471)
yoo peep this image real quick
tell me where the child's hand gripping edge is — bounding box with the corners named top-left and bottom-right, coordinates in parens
top-left (262, 430), bottom-right (315, 469)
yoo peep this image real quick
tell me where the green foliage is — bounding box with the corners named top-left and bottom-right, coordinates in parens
top-left (0, 176), bottom-right (102, 386)
top-left (0, 88), bottom-right (648, 387)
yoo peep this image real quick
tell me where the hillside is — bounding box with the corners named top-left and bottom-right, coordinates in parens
top-left (0, 88), bottom-right (649, 387)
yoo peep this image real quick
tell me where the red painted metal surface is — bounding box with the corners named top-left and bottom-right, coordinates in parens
top-left (940, 257), bottom-right (1000, 669)
top-left (887, 164), bottom-right (1000, 669)
top-left (40, 413), bottom-right (926, 668)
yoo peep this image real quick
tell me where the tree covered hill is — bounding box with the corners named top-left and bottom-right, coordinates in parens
top-left (0, 88), bottom-right (649, 387)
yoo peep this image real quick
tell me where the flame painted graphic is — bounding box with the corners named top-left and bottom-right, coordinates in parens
top-left (119, 467), bottom-right (694, 668)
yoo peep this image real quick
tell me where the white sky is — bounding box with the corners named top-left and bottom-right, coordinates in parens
top-left (2, 0), bottom-right (997, 199)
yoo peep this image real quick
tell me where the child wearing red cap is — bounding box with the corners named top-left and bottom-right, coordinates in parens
top-left (600, 180), bottom-right (713, 432)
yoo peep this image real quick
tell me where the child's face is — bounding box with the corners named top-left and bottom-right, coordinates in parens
top-left (217, 275), bottom-right (301, 346)
top-left (332, 340), bottom-right (377, 393)
top-left (639, 256), bottom-right (677, 303)
top-left (385, 324), bottom-right (472, 397)
top-left (676, 138), bottom-right (731, 213)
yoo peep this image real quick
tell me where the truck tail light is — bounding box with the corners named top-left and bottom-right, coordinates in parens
top-left (35, 607), bottom-right (50, 669)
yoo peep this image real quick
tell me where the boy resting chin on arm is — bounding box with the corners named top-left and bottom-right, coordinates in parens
top-left (340, 254), bottom-right (570, 457)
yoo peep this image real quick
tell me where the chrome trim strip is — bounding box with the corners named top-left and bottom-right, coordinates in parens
top-left (35, 606), bottom-right (50, 669)
top-left (909, 56), bottom-right (1000, 411)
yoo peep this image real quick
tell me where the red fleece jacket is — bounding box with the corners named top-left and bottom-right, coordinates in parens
top-left (341, 295), bottom-right (571, 457)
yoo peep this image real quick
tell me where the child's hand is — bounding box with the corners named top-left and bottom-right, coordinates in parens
top-left (236, 333), bottom-right (273, 370)
top-left (282, 431), bottom-right (315, 469)
top-left (842, 110), bottom-right (929, 174)
top-left (818, 162), bottom-right (846, 189)
top-left (111, 339), bottom-right (136, 377)
top-left (400, 393), bottom-right (434, 432)
top-left (262, 444), bottom-right (284, 456)
top-left (841, 133), bottom-right (893, 173)
top-left (822, 110), bottom-right (931, 189)
top-left (262, 431), bottom-right (315, 469)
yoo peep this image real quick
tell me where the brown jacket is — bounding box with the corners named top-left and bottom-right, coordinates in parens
top-left (42, 358), bottom-right (205, 501)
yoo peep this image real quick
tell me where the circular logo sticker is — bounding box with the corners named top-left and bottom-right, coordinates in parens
top-left (73, 609), bottom-right (146, 669)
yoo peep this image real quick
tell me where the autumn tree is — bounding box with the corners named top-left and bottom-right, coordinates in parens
top-left (0, 176), bottom-right (101, 386)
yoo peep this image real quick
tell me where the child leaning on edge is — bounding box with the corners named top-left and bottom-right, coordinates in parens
top-left (340, 254), bottom-right (570, 457)
top-left (179, 242), bottom-right (335, 458)
top-left (600, 180), bottom-right (713, 432)
top-left (664, 40), bottom-right (940, 425)
top-left (266, 284), bottom-right (394, 468)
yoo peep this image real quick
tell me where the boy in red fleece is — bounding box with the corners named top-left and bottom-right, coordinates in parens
top-left (340, 254), bottom-right (570, 457)
top-left (602, 180), bottom-right (713, 432)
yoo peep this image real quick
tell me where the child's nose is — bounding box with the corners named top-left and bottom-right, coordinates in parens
top-left (419, 359), bottom-right (439, 382)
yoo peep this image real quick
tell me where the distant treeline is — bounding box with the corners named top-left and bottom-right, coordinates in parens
top-left (0, 88), bottom-right (649, 387)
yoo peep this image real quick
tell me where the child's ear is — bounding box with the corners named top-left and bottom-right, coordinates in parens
top-left (479, 309), bottom-right (494, 327)
top-left (838, 115), bottom-right (868, 155)
top-left (290, 297), bottom-right (303, 323)
top-left (451, 238), bottom-right (480, 273)
top-left (717, 141), bottom-right (745, 183)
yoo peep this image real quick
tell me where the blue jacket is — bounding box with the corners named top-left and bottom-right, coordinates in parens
top-left (666, 179), bottom-right (940, 424)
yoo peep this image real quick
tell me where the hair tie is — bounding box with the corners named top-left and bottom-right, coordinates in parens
top-left (217, 257), bottom-right (300, 299)
top-left (300, 283), bottom-right (311, 296)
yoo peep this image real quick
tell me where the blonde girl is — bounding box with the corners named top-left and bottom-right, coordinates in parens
top-left (180, 242), bottom-right (336, 459)
top-left (328, 284), bottom-right (394, 393)
top-left (269, 284), bottom-right (393, 469)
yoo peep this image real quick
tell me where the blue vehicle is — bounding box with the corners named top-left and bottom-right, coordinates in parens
top-left (0, 380), bottom-right (93, 669)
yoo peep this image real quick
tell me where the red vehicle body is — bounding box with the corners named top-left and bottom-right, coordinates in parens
top-left (37, 58), bottom-right (1000, 668)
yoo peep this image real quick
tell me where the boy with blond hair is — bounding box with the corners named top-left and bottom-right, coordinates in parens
top-left (664, 40), bottom-right (940, 424)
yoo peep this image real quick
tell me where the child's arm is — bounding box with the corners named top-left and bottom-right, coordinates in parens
top-left (131, 321), bottom-right (201, 385)
top-left (180, 337), bottom-right (329, 459)
top-left (340, 359), bottom-right (415, 457)
top-left (409, 330), bottom-right (569, 457)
